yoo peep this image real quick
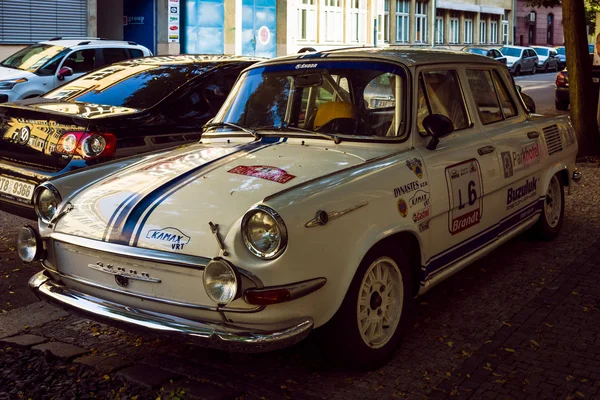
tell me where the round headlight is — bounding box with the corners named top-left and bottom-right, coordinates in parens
top-left (241, 205), bottom-right (288, 259)
top-left (34, 185), bottom-right (61, 223)
top-left (17, 226), bottom-right (41, 263)
top-left (203, 258), bottom-right (239, 305)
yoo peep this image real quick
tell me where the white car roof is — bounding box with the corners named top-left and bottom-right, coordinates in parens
top-left (39, 38), bottom-right (150, 51)
top-left (501, 45), bottom-right (532, 50)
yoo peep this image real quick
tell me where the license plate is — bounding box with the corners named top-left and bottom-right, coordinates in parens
top-left (593, 77), bottom-right (599, 83)
top-left (372, 99), bottom-right (395, 108)
top-left (0, 176), bottom-right (35, 201)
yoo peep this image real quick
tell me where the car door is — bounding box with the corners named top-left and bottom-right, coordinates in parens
top-left (472, 66), bottom-right (545, 225)
top-left (414, 67), bottom-right (502, 281)
top-left (54, 49), bottom-right (98, 88)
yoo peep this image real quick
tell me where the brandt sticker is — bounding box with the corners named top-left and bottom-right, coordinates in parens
top-left (446, 159), bottom-right (483, 235)
top-left (228, 165), bottom-right (296, 184)
top-left (146, 227), bottom-right (190, 250)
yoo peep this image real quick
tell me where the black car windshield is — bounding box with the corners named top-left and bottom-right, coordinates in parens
top-left (211, 61), bottom-right (408, 140)
top-left (44, 63), bottom-right (210, 109)
top-left (500, 47), bottom-right (522, 57)
top-left (533, 48), bottom-right (548, 56)
top-left (1, 44), bottom-right (69, 73)
top-left (466, 48), bottom-right (487, 56)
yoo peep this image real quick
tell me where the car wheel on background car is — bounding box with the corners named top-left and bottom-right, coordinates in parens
top-left (532, 65), bottom-right (537, 75)
top-left (544, 63), bottom-right (549, 73)
top-left (514, 65), bottom-right (521, 76)
top-left (321, 243), bottom-right (414, 369)
top-left (555, 99), bottom-right (569, 111)
top-left (532, 174), bottom-right (564, 240)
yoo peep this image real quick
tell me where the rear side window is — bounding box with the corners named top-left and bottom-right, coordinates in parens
top-left (130, 49), bottom-right (144, 59)
top-left (466, 69), bottom-right (517, 125)
top-left (102, 48), bottom-right (130, 65)
top-left (63, 49), bottom-right (96, 74)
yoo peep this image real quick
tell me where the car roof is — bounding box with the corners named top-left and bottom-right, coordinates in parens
top-left (39, 38), bottom-right (147, 48)
top-left (500, 45), bottom-right (531, 50)
top-left (532, 46), bottom-right (553, 49)
top-left (257, 47), bottom-right (499, 68)
top-left (115, 54), bottom-right (263, 67)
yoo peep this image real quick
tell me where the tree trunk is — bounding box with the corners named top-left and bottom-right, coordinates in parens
top-left (563, 0), bottom-right (600, 156)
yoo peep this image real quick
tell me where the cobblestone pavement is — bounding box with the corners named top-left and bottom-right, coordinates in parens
top-left (1, 164), bottom-right (599, 399)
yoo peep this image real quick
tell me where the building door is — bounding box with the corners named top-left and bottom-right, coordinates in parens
top-left (242, 0), bottom-right (277, 58)
top-left (123, 0), bottom-right (156, 54)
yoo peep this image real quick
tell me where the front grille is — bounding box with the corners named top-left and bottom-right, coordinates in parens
top-left (543, 124), bottom-right (563, 156)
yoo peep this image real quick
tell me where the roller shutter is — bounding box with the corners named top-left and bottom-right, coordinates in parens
top-left (0, 0), bottom-right (88, 44)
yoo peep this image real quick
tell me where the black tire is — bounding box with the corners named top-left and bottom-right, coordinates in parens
top-left (532, 174), bottom-right (564, 240)
top-left (531, 65), bottom-right (537, 75)
top-left (514, 65), bottom-right (521, 76)
top-left (555, 99), bottom-right (569, 111)
top-left (320, 243), bottom-right (414, 369)
top-left (544, 63), bottom-right (549, 73)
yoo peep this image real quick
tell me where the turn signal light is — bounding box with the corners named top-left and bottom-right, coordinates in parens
top-left (244, 288), bottom-right (291, 305)
top-left (56, 132), bottom-right (116, 160)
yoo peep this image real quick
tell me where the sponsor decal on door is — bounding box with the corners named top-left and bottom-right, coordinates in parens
top-left (501, 143), bottom-right (540, 178)
top-left (446, 159), bottom-right (483, 235)
top-left (506, 177), bottom-right (538, 211)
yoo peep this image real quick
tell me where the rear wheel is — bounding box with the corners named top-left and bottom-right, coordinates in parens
top-left (322, 245), bottom-right (414, 369)
top-left (532, 174), bottom-right (564, 240)
top-left (531, 65), bottom-right (537, 75)
top-left (555, 99), bottom-right (569, 111)
top-left (544, 63), bottom-right (549, 73)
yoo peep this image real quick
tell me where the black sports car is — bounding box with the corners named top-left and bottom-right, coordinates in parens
top-left (0, 55), bottom-right (261, 219)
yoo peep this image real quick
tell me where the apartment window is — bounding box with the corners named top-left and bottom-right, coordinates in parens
top-left (322, 0), bottom-right (343, 42)
top-left (502, 11), bottom-right (509, 44)
top-left (450, 17), bottom-right (459, 44)
top-left (490, 19), bottom-right (498, 44)
top-left (384, 0), bottom-right (390, 42)
top-left (479, 19), bottom-right (487, 43)
top-left (547, 13), bottom-right (554, 45)
top-left (415, 1), bottom-right (428, 43)
top-left (435, 16), bottom-right (444, 44)
top-left (464, 18), bottom-right (473, 44)
top-left (298, 0), bottom-right (317, 41)
top-left (348, 0), bottom-right (366, 42)
top-left (396, 0), bottom-right (410, 43)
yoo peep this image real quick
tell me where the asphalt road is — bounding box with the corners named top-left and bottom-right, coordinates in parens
top-left (515, 71), bottom-right (563, 115)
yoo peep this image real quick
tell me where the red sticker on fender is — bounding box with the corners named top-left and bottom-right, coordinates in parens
top-left (227, 165), bottom-right (296, 184)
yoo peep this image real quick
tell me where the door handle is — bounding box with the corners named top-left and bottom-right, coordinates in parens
top-left (477, 145), bottom-right (495, 155)
top-left (527, 131), bottom-right (540, 139)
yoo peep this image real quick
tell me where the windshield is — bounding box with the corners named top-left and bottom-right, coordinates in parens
top-left (1, 44), bottom-right (69, 73)
top-left (500, 47), bottom-right (522, 57)
top-left (466, 48), bottom-right (487, 56)
top-left (533, 48), bottom-right (548, 56)
top-left (556, 47), bottom-right (565, 55)
top-left (212, 61), bottom-right (407, 140)
top-left (44, 63), bottom-right (209, 109)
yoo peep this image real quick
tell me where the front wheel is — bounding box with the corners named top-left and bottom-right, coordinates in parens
top-left (532, 174), bottom-right (564, 240)
top-left (321, 246), bottom-right (414, 369)
top-left (555, 99), bottom-right (569, 111)
top-left (514, 65), bottom-right (521, 76)
top-left (531, 65), bottom-right (537, 75)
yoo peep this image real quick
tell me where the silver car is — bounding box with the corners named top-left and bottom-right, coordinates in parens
top-left (499, 46), bottom-right (539, 76)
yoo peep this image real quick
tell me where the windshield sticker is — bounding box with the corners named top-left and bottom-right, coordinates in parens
top-left (506, 177), bottom-right (538, 211)
top-left (146, 227), bottom-right (190, 250)
top-left (501, 143), bottom-right (540, 178)
top-left (446, 159), bottom-right (483, 235)
top-left (228, 165), bottom-right (296, 184)
top-left (397, 199), bottom-right (408, 217)
top-left (406, 158), bottom-right (424, 179)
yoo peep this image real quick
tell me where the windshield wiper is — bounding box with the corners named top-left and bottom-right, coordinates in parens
top-left (255, 125), bottom-right (341, 144)
top-left (203, 121), bottom-right (260, 139)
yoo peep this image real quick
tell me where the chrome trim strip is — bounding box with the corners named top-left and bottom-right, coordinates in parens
top-left (305, 202), bottom-right (368, 228)
top-left (244, 277), bottom-right (327, 304)
top-left (87, 262), bottom-right (162, 283)
top-left (47, 268), bottom-right (264, 313)
top-left (29, 271), bottom-right (313, 352)
top-left (51, 232), bottom-right (210, 270)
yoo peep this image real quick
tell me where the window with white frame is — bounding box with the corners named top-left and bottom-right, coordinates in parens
top-left (479, 19), bottom-right (487, 43)
top-left (464, 17), bottom-right (473, 44)
top-left (298, 0), bottom-right (317, 41)
top-left (502, 11), bottom-right (509, 44)
top-left (348, 0), bottom-right (367, 43)
top-left (322, 0), bottom-right (343, 42)
top-left (450, 17), bottom-right (459, 44)
top-left (490, 19), bottom-right (498, 44)
top-left (384, 0), bottom-right (391, 42)
top-left (435, 15), bottom-right (444, 44)
top-left (415, 1), bottom-right (428, 43)
top-left (396, 0), bottom-right (410, 43)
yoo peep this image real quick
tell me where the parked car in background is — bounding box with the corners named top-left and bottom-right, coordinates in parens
top-left (554, 67), bottom-right (600, 110)
top-left (499, 46), bottom-right (539, 75)
top-left (0, 55), bottom-right (260, 219)
top-left (22, 48), bottom-right (579, 369)
top-left (532, 46), bottom-right (560, 72)
top-left (462, 47), bottom-right (507, 64)
top-left (555, 46), bottom-right (566, 69)
top-left (0, 38), bottom-right (152, 103)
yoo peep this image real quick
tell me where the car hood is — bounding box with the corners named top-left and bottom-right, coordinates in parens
top-left (0, 66), bottom-right (33, 82)
top-left (54, 138), bottom-right (382, 256)
top-left (5, 97), bottom-right (140, 119)
top-left (504, 55), bottom-right (520, 64)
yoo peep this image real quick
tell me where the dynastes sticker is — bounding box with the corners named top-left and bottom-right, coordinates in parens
top-left (445, 159), bottom-right (483, 235)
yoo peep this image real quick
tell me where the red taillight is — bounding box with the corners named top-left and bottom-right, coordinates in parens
top-left (56, 132), bottom-right (116, 159)
top-left (555, 72), bottom-right (568, 87)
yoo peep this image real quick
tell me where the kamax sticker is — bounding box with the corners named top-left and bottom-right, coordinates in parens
top-left (146, 227), bottom-right (190, 250)
top-left (228, 165), bottom-right (296, 184)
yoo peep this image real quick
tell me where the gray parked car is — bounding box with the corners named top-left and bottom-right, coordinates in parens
top-left (499, 46), bottom-right (539, 76)
top-left (532, 46), bottom-right (560, 73)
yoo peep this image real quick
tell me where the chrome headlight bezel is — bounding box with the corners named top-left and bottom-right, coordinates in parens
top-left (203, 258), bottom-right (240, 305)
top-left (33, 184), bottom-right (62, 224)
top-left (17, 225), bottom-right (42, 263)
top-left (241, 205), bottom-right (288, 260)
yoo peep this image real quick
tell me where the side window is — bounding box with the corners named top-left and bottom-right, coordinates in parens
top-left (102, 48), bottom-right (130, 66)
top-left (418, 70), bottom-right (470, 132)
top-left (466, 69), bottom-right (503, 124)
top-left (62, 49), bottom-right (96, 74)
top-left (129, 49), bottom-right (144, 59)
top-left (492, 70), bottom-right (517, 118)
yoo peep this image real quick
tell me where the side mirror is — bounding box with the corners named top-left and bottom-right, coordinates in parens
top-left (423, 114), bottom-right (454, 151)
top-left (57, 66), bottom-right (73, 81)
top-left (515, 85), bottom-right (522, 93)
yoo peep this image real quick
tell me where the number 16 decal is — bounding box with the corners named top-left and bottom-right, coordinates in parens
top-left (445, 159), bottom-right (483, 235)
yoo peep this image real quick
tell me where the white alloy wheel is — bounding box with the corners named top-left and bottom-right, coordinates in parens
top-left (544, 175), bottom-right (563, 228)
top-left (357, 256), bottom-right (404, 349)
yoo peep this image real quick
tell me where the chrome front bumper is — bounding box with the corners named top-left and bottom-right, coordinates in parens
top-left (29, 271), bottom-right (314, 353)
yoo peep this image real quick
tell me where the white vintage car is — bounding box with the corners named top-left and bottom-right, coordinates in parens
top-left (19, 48), bottom-right (580, 368)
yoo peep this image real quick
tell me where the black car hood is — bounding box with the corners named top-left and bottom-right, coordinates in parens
top-left (3, 98), bottom-right (140, 120)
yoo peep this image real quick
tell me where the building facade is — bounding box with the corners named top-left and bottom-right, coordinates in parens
top-left (514, 0), bottom-right (563, 47)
